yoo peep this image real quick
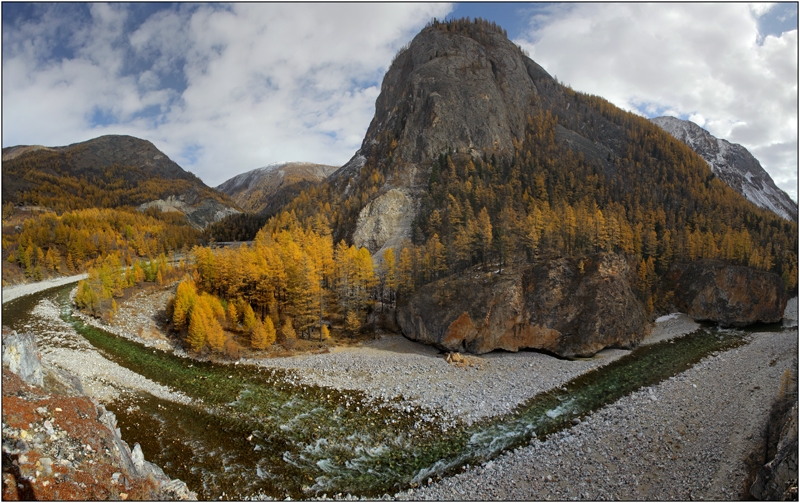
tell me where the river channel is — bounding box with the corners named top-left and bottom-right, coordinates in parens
top-left (2, 282), bottom-right (782, 500)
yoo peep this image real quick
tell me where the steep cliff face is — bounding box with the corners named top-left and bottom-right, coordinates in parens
top-left (397, 253), bottom-right (648, 358)
top-left (352, 189), bottom-right (416, 253)
top-left (660, 260), bottom-right (788, 326)
top-left (333, 23), bottom-right (553, 254)
top-left (652, 116), bottom-right (797, 222)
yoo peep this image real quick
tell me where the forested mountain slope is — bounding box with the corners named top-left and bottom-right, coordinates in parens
top-left (1, 135), bottom-right (236, 284)
top-left (216, 162), bottom-right (338, 215)
top-left (139, 18), bottom-right (797, 358)
top-left (651, 116), bottom-right (797, 222)
top-left (2, 135), bottom-right (239, 226)
top-left (272, 18), bottom-right (797, 294)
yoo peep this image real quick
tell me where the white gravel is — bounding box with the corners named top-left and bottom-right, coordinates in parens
top-left (23, 295), bottom-right (191, 405)
top-left (393, 328), bottom-right (798, 500)
top-left (250, 338), bottom-right (634, 427)
top-left (642, 312), bottom-right (700, 346)
top-left (2, 274), bottom-right (87, 304)
top-left (246, 313), bottom-right (702, 428)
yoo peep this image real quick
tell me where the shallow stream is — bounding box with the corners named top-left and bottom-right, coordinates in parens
top-left (3, 283), bottom-right (777, 500)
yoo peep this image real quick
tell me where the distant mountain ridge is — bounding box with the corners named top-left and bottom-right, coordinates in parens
top-left (216, 161), bottom-right (338, 215)
top-left (1, 134), bottom-right (239, 228)
top-left (651, 116), bottom-right (797, 222)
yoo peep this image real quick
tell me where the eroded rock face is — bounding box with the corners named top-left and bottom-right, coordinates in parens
top-left (663, 260), bottom-right (787, 327)
top-left (397, 253), bottom-right (648, 358)
top-left (138, 189), bottom-right (240, 229)
top-left (352, 189), bottom-right (415, 256)
top-left (329, 23), bottom-right (554, 250)
top-left (2, 331), bottom-right (43, 387)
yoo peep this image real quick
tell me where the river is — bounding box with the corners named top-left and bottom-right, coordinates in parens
top-left (1, 281), bottom-right (791, 500)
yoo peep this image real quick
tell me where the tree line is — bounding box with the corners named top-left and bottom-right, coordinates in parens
top-left (166, 212), bottom-right (399, 354)
top-left (3, 206), bottom-right (201, 283)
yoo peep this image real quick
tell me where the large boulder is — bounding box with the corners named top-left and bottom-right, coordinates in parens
top-left (2, 330), bottom-right (43, 387)
top-left (662, 260), bottom-right (787, 327)
top-left (397, 253), bottom-right (649, 358)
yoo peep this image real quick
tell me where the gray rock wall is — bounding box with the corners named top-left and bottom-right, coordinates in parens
top-left (2, 330), bottom-right (43, 387)
top-left (661, 260), bottom-right (787, 326)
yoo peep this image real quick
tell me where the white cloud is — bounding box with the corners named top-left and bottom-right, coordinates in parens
top-left (516, 3), bottom-right (797, 202)
top-left (3, 3), bottom-right (451, 186)
top-left (750, 3), bottom-right (776, 18)
top-left (5, 3), bottom-right (794, 203)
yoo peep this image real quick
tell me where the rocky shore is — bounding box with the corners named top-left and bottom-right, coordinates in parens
top-left (2, 330), bottom-right (196, 500)
top-left (25, 296), bottom-right (191, 405)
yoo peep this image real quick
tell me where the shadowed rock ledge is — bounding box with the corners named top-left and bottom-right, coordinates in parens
top-left (660, 260), bottom-right (788, 327)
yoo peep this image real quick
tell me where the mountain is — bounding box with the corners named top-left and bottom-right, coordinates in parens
top-left (651, 116), bottom-right (797, 222)
top-left (269, 18), bottom-right (796, 356)
top-left (216, 162), bottom-right (338, 215)
top-left (2, 135), bottom-right (239, 228)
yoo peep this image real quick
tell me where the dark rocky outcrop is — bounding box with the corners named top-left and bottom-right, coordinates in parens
top-left (397, 253), bottom-right (649, 358)
top-left (660, 260), bottom-right (787, 327)
top-left (749, 363), bottom-right (798, 500)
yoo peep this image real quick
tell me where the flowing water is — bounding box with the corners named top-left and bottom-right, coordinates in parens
top-left (3, 283), bottom-right (776, 500)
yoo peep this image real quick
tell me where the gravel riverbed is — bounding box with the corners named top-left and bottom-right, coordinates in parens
top-left (20, 295), bottom-right (191, 405)
top-left (392, 328), bottom-right (797, 500)
top-left (68, 282), bottom-right (761, 431)
top-left (15, 278), bottom-right (798, 500)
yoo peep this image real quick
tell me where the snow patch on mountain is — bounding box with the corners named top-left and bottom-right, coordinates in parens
top-left (651, 116), bottom-right (797, 222)
top-left (216, 161), bottom-right (339, 214)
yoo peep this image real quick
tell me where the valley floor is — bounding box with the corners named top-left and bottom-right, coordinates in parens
top-left (72, 279), bottom-right (705, 428)
top-left (393, 327), bottom-right (797, 500)
top-left (12, 276), bottom-right (798, 500)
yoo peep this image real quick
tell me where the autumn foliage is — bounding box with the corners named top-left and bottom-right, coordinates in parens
top-left (3, 206), bottom-right (201, 284)
top-left (167, 211), bottom-right (398, 353)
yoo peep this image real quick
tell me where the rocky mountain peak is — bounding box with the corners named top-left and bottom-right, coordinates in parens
top-left (333, 18), bottom-right (555, 253)
top-left (361, 20), bottom-right (544, 165)
top-left (651, 116), bottom-right (797, 222)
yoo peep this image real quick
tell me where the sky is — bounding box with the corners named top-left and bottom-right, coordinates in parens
top-left (2, 3), bottom-right (797, 201)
